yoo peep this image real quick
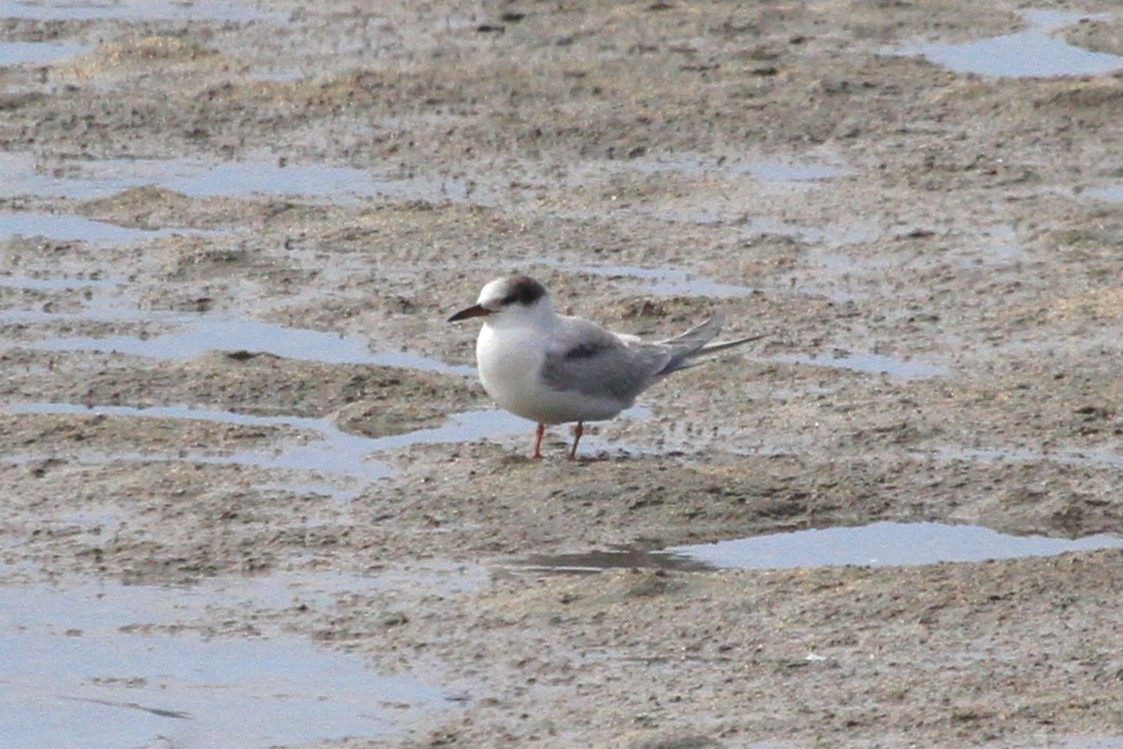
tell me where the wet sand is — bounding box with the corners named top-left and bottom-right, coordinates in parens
top-left (2, 1), bottom-right (1123, 747)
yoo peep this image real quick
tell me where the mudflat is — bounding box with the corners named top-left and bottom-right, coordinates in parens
top-left (2, 2), bottom-right (1122, 747)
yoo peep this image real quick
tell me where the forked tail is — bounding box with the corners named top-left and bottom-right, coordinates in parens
top-left (656, 314), bottom-right (767, 376)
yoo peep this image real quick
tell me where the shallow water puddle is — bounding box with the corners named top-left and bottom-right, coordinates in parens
top-left (1085, 185), bottom-right (1123, 203)
top-left (0, 271), bottom-right (472, 375)
top-left (0, 580), bottom-right (456, 749)
top-left (999, 737), bottom-right (1123, 749)
top-left (0, 0), bottom-right (286, 22)
top-left (0, 152), bottom-right (469, 203)
top-left (0, 275), bottom-right (114, 291)
top-left (0, 154), bottom-right (203, 201)
top-left (673, 522), bottom-right (1123, 569)
top-left (35, 316), bottom-right (476, 375)
top-left (0, 153), bottom-right (146, 201)
top-left (8, 401), bottom-right (395, 489)
top-left (8, 401), bottom-right (647, 482)
top-left (0, 282), bottom-right (197, 327)
top-left (163, 160), bottom-right (391, 199)
top-left (163, 160), bottom-right (471, 203)
top-left (517, 522), bottom-right (1123, 574)
top-left (897, 10), bottom-right (1123, 78)
top-left (2, 274), bottom-right (627, 484)
top-left (0, 40), bottom-right (86, 66)
top-left (0, 213), bottom-right (204, 244)
top-left (8, 402), bottom-right (535, 499)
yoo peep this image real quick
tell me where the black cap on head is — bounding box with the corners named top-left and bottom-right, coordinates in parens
top-left (500, 276), bottom-right (547, 307)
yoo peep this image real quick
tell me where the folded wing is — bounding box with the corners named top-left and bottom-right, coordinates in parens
top-left (539, 318), bottom-right (670, 403)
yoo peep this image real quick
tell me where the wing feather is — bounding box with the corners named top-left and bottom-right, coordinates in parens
top-left (539, 317), bottom-right (670, 403)
top-left (538, 313), bottom-right (762, 406)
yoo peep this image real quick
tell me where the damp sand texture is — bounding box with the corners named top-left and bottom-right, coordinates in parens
top-left (2, 1), bottom-right (1123, 748)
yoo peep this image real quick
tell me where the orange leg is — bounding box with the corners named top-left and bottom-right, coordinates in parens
top-left (567, 422), bottom-right (584, 461)
top-left (532, 423), bottom-right (545, 459)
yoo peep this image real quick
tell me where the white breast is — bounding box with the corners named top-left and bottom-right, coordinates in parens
top-left (475, 322), bottom-right (546, 418)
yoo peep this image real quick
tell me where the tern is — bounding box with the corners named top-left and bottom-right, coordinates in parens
top-left (448, 275), bottom-right (763, 460)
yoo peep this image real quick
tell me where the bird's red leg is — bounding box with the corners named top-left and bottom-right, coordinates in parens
top-left (567, 422), bottom-right (584, 461)
top-left (533, 423), bottom-right (545, 459)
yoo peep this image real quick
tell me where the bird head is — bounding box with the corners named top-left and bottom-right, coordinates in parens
top-left (448, 276), bottom-right (551, 324)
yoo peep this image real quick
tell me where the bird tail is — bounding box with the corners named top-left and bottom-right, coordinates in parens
top-left (657, 314), bottom-right (766, 376)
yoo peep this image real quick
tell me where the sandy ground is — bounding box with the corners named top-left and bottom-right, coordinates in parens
top-left (2, 1), bottom-right (1123, 747)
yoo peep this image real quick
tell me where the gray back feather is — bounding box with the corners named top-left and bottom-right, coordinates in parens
top-left (539, 317), bottom-right (672, 402)
top-left (539, 314), bottom-right (734, 403)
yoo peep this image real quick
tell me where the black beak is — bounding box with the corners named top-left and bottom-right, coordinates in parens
top-left (448, 304), bottom-right (492, 322)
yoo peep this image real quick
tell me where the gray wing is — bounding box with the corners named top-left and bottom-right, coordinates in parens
top-left (539, 317), bottom-right (671, 403)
